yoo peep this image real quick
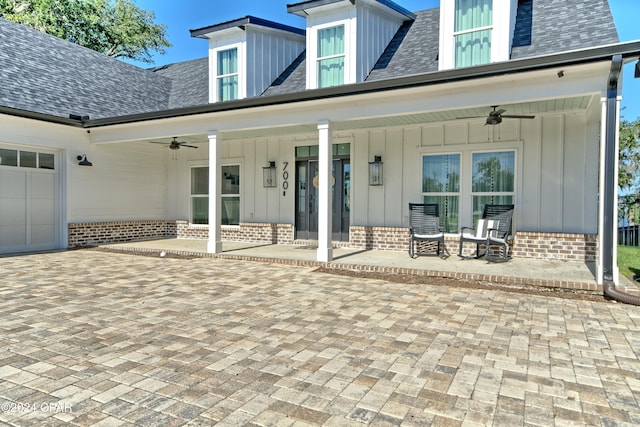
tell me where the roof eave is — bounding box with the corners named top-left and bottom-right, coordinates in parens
top-left (287, 0), bottom-right (415, 20)
top-left (190, 15), bottom-right (305, 38)
top-left (0, 105), bottom-right (85, 127)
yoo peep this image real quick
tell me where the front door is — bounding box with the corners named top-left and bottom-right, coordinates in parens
top-left (295, 159), bottom-right (350, 241)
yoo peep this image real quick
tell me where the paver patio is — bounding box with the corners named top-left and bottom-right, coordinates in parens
top-left (0, 249), bottom-right (639, 426)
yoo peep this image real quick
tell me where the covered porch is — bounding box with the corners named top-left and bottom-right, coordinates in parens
top-left (83, 48), bottom-right (636, 287)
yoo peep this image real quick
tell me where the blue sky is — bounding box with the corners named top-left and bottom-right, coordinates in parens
top-left (128, 0), bottom-right (640, 120)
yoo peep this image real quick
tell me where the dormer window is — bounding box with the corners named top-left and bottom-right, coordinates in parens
top-left (191, 16), bottom-right (305, 103)
top-left (216, 48), bottom-right (239, 102)
top-left (317, 25), bottom-right (345, 88)
top-left (454, 0), bottom-right (492, 68)
top-left (440, 0), bottom-right (515, 71)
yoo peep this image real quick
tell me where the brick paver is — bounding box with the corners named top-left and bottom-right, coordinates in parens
top-left (0, 250), bottom-right (639, 426)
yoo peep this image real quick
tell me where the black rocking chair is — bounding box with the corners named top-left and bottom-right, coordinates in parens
top-left (408, 203), bottom-right (446, 258)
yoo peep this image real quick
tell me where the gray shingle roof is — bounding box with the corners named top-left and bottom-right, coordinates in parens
top-left (0, 17), bottom-right (172, 119)
top-left (366, 8), bottom-right (440, 82)
top-left (150, 58), bottom-right (209, 109)
top-left (511, 0), bottom-right (619, 59)
top-left (265, 0), bottom-right (619, 91)
top-left (0, 0), bottom-right (621, 120)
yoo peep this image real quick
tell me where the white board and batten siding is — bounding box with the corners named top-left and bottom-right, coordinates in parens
top-left (355, 3), bottom-right (406, 83)
top-left (245, 29), bottom-right (305, 98)
top-left (174, 109), bottom-right (600, 237)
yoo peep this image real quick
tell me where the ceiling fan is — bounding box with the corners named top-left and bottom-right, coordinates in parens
top-left (149, 136), bottom-right (198, 150)
top-left (458, 106), bottom-right (535, 125)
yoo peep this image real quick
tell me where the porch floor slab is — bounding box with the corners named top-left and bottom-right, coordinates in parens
top-left (98, 239), bottom-right (607, 292)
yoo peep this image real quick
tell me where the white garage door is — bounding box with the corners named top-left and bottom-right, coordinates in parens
top-left (0, 146), bottom-right (59, 254)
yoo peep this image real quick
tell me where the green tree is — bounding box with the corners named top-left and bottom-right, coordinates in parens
top-left (0, 0), bottom-right (170, 63)
top-left (619, 117), bottom-right (640, 191)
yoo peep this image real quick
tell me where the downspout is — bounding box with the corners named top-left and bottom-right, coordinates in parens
top-left (601, 55), bottom-right (640, 305)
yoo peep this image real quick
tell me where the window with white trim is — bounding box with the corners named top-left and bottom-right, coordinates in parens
top-left (190, 165), bottom-right (241, 225)
top-left (422, 154), bottom-right (461, 233)
top-left (422, 149), bottom-right (516, 232)
top-left (471, 150), bottom-right (514, 223)
top-left (191, 167), bottom-right (208, 225)
top-left (221, 165), bottom-right (240, 225)
top-left (317, 25), bottom-right (345, 88)
top-left (216, 48), bottom-right (238, 102)
top-left (454, 0), bottom-right (492, 68)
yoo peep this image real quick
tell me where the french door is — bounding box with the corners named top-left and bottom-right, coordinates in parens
top-left (295, 159), bottom-right (350, 241)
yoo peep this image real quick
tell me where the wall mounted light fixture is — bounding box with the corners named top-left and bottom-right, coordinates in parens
top-left (263, 161), bottom-right (277, 188)
top-left (77, 154), bottom-right (93, 167)
top-left (369, 156), bottom-right (383, 186)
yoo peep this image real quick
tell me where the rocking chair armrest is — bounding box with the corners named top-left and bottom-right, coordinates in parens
top-left (486, 228), bottom-right (510, 242)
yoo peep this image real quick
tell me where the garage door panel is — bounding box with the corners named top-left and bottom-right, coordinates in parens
top-left (31, 198), bottom-right (55, 225)
top-left (0, 225), bottom-right (27, 246)
top-left (31, 172), bottom-right (55, 199)
top-left (0, 170), bottom-right (26, 197)
top-left (31, 224), bottom-right (55, 245)
top-left (0, 198), bottom-right (26, 226)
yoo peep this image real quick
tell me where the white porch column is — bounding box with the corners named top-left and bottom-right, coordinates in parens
top-left (317, 120), bottom-right (333, 262)
top-left (207, 131), bottom-right (223, 254)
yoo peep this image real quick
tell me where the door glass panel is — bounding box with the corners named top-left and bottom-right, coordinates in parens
top-left (343, 163), bottom-right (350, 213)
top-left (298, 164), bottom-right (306, 214)
top-left (0, 149), bottom-right (18, 166)
top-left (39, 153), bottom-right (55, 170)
top-left (20, 151), bottom-right (37, 168)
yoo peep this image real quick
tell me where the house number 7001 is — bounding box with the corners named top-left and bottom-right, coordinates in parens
top-left (282, 161), bottom-right (289, 195)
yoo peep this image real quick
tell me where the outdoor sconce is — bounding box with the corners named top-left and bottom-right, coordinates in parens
top-left (262, 161), bottom-right (277, 188)
top-left (76, 154), bottom-right (93, 167)
top-left (369, 156), bottom-right (383, 186)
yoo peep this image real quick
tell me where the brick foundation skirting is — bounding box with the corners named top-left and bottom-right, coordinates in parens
top-left (69, 220), bottom-right (598, 263)
top-left (68, 220), bottom-right (177, 247)
top-left (350, 226), bottom-right (597, 262)
top-left (176, 221), bottom-right (294, 244)
top-left (511, 231), bottom-right (597, 262)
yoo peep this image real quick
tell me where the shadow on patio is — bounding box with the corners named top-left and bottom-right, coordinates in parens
top-left (97, 238), bottom-right (603, 292)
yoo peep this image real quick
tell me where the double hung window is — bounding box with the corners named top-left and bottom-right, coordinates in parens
top-left (422, 154), bottom-right (460, 233)
top-left (191, 167), bottom-right (209, 225)
top-left (422, 150), bottom-right (515, 232)
top-left (217, 48), bottom-right (238, 102)
top-left (471, 151), bottom-right (514, 223)
top-left (190, 165), bottom-right (241, 225)
top-left (317, 25), bottom-right (345, 88)
top-left (454, 0), bottom-right (492, 68)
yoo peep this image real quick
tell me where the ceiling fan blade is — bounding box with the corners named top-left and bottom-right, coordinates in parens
top-left (490, 109), bottom-right (506, 116)
top-left (180, 144), bottom-right (199, 149)
top-left (501, 114), bottom-right (536, 119)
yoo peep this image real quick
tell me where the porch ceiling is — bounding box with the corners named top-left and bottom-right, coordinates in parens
top-left (220, 95), bottom-right (594, 140)
top-left (134, 95), bottom-right (594, 144)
